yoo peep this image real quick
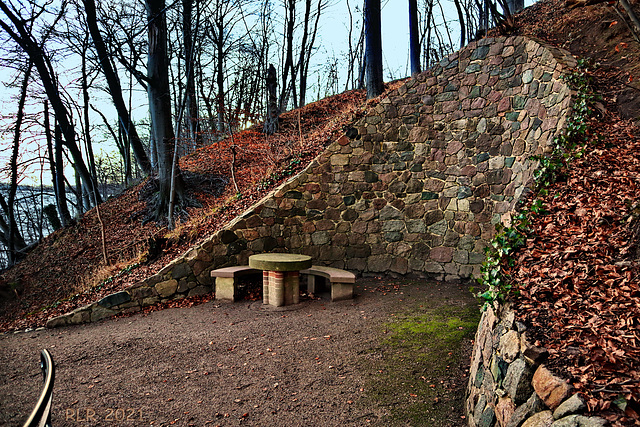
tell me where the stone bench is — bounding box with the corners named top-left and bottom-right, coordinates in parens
top-left (211, 266), bottom-right (261, 301)
top-left (300, 266), bottom-right (355, 302)
top-left (211, 264), bottom-right (356, 303)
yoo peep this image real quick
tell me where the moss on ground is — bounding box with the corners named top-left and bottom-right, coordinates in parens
top-left (358, 300), bottom-right (480, 426)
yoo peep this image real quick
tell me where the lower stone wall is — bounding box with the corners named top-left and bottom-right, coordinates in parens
top-left (45, 247), bottom-right (217, 327)
top-left (466, 303), bottom-right (606, 427)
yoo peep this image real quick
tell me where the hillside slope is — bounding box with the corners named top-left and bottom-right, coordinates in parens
top-left (0, 87), bottom-right (383, 330)
top-left (505, 0), bottom-right (640, 119)
top-left (492, 0), bottom-right (640, 424)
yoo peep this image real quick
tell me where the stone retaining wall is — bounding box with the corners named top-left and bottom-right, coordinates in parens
top-left (213, 36), bottom-right (575, 281)
top-left (467, 303), bottom-right (606, 427)
top-left (47, 36), bottom-right (577, 327)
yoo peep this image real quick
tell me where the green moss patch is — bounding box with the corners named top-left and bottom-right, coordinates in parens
top-left (359, 302), bottom-right (480, 426)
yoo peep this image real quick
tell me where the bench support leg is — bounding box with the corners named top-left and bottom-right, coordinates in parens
top-left (307, 275), bottom-right (317, 294)
top-left (285, 271), bottom-right (300, 305)
top-left (215, 277), bottom-right (236, 301)
top-left (331, 282), bottom-right (353, 302)
top-left (262, 271), bottom-right (270, 305)
top-left (270, 271), bottom-right (284, 306)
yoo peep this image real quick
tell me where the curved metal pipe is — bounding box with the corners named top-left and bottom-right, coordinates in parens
top-left (23, 349), bottom-right (55, 427)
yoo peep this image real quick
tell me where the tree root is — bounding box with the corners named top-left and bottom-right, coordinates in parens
top-left (140, 190), bottom-right (202, 226)
top-left (135, 171), bottom-right (227, 226)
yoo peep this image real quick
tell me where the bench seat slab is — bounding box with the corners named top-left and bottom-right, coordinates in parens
top-left (211, 266), bottom-right (260, 278)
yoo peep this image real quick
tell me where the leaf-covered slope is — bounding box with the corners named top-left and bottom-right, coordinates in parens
top-left (492, 0), bottom-right (640, 423)
top-left (510, 116), bottom-right (640, 423)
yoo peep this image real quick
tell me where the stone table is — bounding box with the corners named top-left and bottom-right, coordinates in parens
top-left (249, 253), bottom-right (312, 307)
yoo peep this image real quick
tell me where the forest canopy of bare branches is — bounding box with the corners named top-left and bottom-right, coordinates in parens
top-left (0, 0), bottom-right (521, 269)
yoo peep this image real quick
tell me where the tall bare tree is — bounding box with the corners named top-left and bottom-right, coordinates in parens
top-left (264, 63), bottom-right (278, 135)
top-left (80, 35), bottom-right (100, 203)
top-left (201, 0), bottom-right (242, 134)
top-left (279, 0), bottom-right (296, 112)
top-left (146, 0), bottom-right (185, 219)
top-left (43, 101), bottom-right (72, 227)
top-left (82, 0), bottom-right (152, 175)
top-left (409, 0), bottom-right (420, 74)
top-left (297, 0), bottom-right (324, 107)
top-left (453, 0), bottom-right (466, 48)
top-left (364, 0), bottom-right (383, 99)
top-left (0, 61), bottom-right (32, 265)
top-left (182, 0), bottom-right (201, 148)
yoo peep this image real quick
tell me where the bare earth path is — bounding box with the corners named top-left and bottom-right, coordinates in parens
top-left (0, 278), bottom-right (477, 426)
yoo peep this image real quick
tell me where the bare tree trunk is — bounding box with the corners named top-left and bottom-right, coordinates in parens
top-left (81, 41), bottom-right (100, 205)
top-left (257, 1), bottom-right (272, 113)
top-left (119, 124), bottom-right (132, 185)
top-left (183, 0), bottom-right (201, 148)
top-left (345, 0), bottom-right (355, 90)
top-left (43, 105), bottom-right (61, 231)
top-left (298, 0), bottom-right (323, 107)
top-left (5, 62), bottom-right (31, 264)
top-left (617, 0), bottom-right (640, 43)
top-left (483, 0), bottom-right (490, 32)
top-left (205, 0), bottom-right (242, 135)
top-left (215, 17), bottom-right (225, 133)
top-left (82, 182), bottom-right (91, 212)
top-left (437, 0), bottom-right (455, 50)
top-left (280, 0), bottom-right (296, 112)
top-left (364, 0), bottom-right (383, 99)
top-left (44, 101), bottom-right (71, 223)
top-left (169, 0), bottom-right (201, 230)
top-left (200, 80), bottom-right (217, 134)
top-left (0, 194), bottom-right (26, 258)
top-left (54, 124), bottom-right (73, 226)
top-left (453, 0), bottom-right (466, 48)
top-left (146, 0), bottom-right (184, 219)
top-left (409, 0), bottom-right (420, 74)
top-left (357, 30), bottom-right (366, 89)
top-left (463, 1), bottom-right (474, 43)
top-left (74, 173), bottom-right (84, 215)
top-left (423, 0), bottom-right (434, 69)
top-left (297, 0), bottom-right (312, 108)
top-left (264, 64), bottom-right (279, 135)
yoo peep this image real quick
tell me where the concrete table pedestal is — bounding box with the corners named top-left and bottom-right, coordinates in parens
top-left (249, 253), bottom-right (312, 307)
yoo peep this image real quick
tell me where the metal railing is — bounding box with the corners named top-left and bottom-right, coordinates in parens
top-left (23, 349), bottom-right (55, 427)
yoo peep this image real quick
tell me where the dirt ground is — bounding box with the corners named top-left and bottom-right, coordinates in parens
top-left (0, 278), bottom-right (478, 427)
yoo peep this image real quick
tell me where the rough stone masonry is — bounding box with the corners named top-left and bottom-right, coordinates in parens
top-left (466, 303), bottom-right (606, 427)
top-left (47, 36), bottom-right (577, 327)
top-left (196, 35), bottom-right (575, 280)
